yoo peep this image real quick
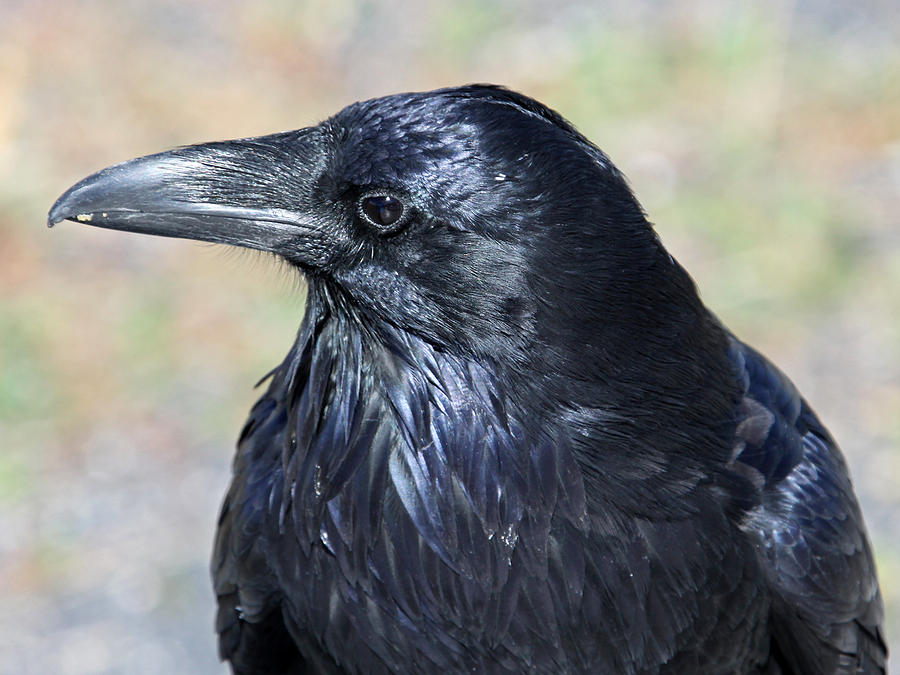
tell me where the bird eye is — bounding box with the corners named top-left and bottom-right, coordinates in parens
top-left (360, 195), bottom-right (405, 231)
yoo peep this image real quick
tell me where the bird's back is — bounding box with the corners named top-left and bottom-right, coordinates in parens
top-left (729, 340), bottom-right (886, 673)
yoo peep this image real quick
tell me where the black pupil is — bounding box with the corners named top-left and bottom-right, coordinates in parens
top-left (362, 195), bottom-right (403, 227)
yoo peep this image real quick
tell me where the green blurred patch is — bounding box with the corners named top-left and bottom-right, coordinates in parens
top-left (431, 1), bottom-right (511, 63)
top-left (0, 304), bottom-right (61, 421)
top-left (119, 290), bottom-right (174, 355)
top-left (0, 446), bottom-right (34, 501)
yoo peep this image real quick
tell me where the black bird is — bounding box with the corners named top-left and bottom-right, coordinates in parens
top-left (49, 85), bottom-right (886, 674)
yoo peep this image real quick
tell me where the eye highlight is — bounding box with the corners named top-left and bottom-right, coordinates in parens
top-left (360, 194), bottom-right (405, 231)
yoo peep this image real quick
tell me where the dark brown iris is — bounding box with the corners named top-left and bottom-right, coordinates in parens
top-left (361, 195), bottom-right (404, 228)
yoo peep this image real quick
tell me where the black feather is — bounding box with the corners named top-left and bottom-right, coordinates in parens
top-left (50, 84), bottom-right (886, 674)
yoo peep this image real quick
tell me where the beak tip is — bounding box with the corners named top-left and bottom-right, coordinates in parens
top-left (47, 196), bottom-right (72, 229)
top-left (47, 203), bottom-right (64, 229)
top-left (48, 181), bottom-right (96, 229)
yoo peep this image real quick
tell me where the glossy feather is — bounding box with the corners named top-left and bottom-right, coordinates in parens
top-left (49, 84), bottom-right (885, 674)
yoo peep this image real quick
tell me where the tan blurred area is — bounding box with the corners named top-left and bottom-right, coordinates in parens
top-left (1, 1), bottom-right (898, 672)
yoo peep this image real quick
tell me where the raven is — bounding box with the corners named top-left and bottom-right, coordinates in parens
top-left (49, 85), bottom-right (885, 674)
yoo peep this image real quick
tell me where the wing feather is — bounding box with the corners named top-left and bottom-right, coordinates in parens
top-left (732, 342), bottom-right (886, 673)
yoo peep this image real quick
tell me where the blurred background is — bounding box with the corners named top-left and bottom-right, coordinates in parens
top-left (1, 0), bottom-right (898, 672)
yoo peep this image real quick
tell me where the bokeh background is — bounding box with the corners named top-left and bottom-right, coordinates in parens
top-left (1, 0), bottom-right (898, 672)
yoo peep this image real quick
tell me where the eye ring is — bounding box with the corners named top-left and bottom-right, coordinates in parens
top-left (359, 193), bottom-right (408, 233)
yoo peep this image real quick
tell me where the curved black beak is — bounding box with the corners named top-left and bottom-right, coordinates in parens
top-left (48, 127), bottom-right (327, 260)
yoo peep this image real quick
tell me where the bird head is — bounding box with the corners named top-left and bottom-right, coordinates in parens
top-left (49, 85), bottom-right (709, 380)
